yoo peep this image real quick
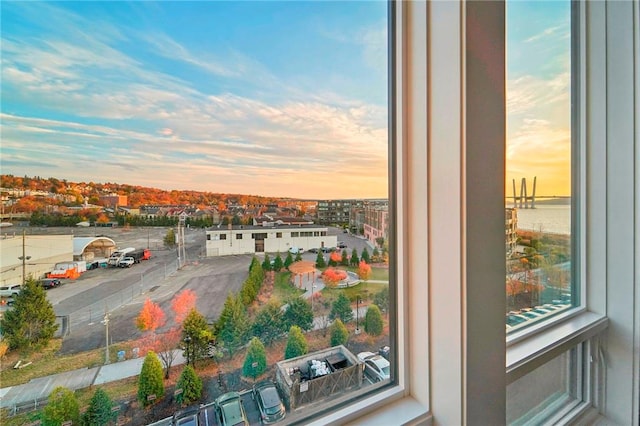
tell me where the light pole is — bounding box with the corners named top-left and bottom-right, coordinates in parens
top-left (184, 335), bottom-right (192, 366)
top-left (102, 312), bottom-right (110, 364)
top-left (18, 230), bottom-right (31, 285)
top-left (355, 295), bottom-right (362, 334)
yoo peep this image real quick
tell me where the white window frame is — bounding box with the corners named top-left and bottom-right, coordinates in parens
top-left (309, 1), bottom-right (639, 424)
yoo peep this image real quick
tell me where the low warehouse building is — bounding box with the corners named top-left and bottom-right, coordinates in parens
top-left (205, 224), bottom-right (337, 257)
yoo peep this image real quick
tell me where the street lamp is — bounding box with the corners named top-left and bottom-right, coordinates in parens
top-left (101, 312), bottom-right (110, 364)
top-left (184, 335), bottom-right (192, 366)
top-left (355, 295), bottom-right (362, 335)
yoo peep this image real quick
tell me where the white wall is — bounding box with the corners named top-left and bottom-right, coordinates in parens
top-left (0, 234), bottom-right (73, 284)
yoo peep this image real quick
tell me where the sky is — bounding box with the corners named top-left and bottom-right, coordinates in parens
top-left (1, 1), bottom-right (570, 199)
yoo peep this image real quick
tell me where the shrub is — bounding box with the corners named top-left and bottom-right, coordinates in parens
top-left (364, 304), bottom-right (384, 336)
top-left (242, 337), bottom-right (267, 379)
top-left (138, 351), bottom-right (165, 407)
top-left (284, 326), bottom-right (308, 359)
top-left (329, 319), bottom-right (349, 346)
top-left (42, 386), bottom-right (80, 426)
top-left (176, 365), bottom-right (203, 406)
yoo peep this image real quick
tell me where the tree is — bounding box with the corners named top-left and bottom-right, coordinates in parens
top-left (315, 251), bottom-right (326, 268)
top-left (82, 388), bottom-right (116, 426)
top-left (262, 253), bottom-right (272, 271)
top-left (322, 268), bottom-right (347, 288)
top-left (164, 228), bottom-right (176, 247)
top-left (282, 297), bottom-right (314, 331)
top-left (295, 252), bottom-right (303, 262)
top-left (350, 249), bottom-right (360, 267)
top-left (215, 294), bottom-right (249, 357)
top-left (330, 293), bottom-right (354, 324)
top-left (364, 304), bottom-right (384, 336)
top-left (182, 308), bottom-right (213, 365)
top-left (140, 327), bottom-right (183, 379)
top-left (328, 250), bottom-right (341, 266)
top-left (361, 248), bottom-right (371, 264)
top-left (330, 319), bottom-right (349, 346)
top-left (138, 351), bottom-right (164, 407)
top-left (242, 337), bottom-right (267, 379)
top-left (375, 237), bottom-right (385, 249)
top-left (373, 290), bottom-right (389, 314)
top-left (372, 247), bottom-right (381, 262)
top-left (176, 365), bottom-right (202, 406)
top-left (284, 326), bottom-right (308, 360)
top-left (340, 249), bottom-right (349, 266)
top-left (0, 277), bottom-right (58, 350)
top-left (136, 298), bottom-right (166, 332)
top-left (357, 260), bottom-right (372, 282)
top-left (42, 387), bottom-right (80, 426)
top-left (251, 302), bottom-right (285, 346)
top-left (284, 252), bottom-right (294, 269)
top-left (171, 289), bottom-right (197, 324)
top-left (273, 253), bottom-right (284, 271)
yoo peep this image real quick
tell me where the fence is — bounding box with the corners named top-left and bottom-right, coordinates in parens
top-left (68, 258), bottom-right (179, 329)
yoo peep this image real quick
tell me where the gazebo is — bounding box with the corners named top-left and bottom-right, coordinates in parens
top-left (288, 260), bottom-right (317, 289)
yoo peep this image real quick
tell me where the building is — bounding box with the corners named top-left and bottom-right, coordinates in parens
top-left (316, 199), bottom-right (362, 227)
top-left (0, 234), bottom-right (73, 285)
top-left (205, 224), bottom-right (337, 257)
top-left (99, 194), bottom-right (128, 208)
top-left (363, 202), bottom-right (389, 247)
top-left (505, 208), bottom-right (518, 256)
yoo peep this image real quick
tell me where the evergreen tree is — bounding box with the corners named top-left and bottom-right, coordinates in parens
top-left (361, 248), bottom-right (371, 264)
top-left (364, 304), bottom-right (384, 336)
top-left (42, 387), bottom-right (80, 426)
top-left (163, 228), bottom-right (176, 247)
top-left (329, 293), bottom-right (354, 324)
top-left (176, 365), bottom-right (202, 406)
top-left (315, 251), bottom-right (326, 268)
top-left (282, 297), bottom-right (314, 331)
top-left (273, 253), bottom-right (284, 271)
top-left (251, 302), bottom-right (285, 345)
top-left (295, 252), bottom-right (303, 262)
top-left (284, 252), bottom-right (294, 269)
top-left (215, 294), bottom-right (250, 357)
top-left (0, 277), bottom-right (58, 350)
top-left (329, 319), bottom-right (349, 346)
top-left (82, 388), bottom-right (116, 426)
top-left (262, 254), bottom-right (272, 271)
top-left (138, 351), bottom-right (165, 407)
top-left (350, 248), bottom-right (360, 267)
top-left (182, 308), bottom-right (213, 365)
top-left (373, 290), bottom-right (389, 314)
top-left (242, 337), bottom-right (268, 379)
top-left (284, 326), bottom-right (308, 360)
top-left (340, 249), bottom-right (349, 266)
top-left (372, 246), bottom-right (380, 262)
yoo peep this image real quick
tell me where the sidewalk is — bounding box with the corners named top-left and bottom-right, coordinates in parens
top-left (0, 350), bottom-right (186, 410)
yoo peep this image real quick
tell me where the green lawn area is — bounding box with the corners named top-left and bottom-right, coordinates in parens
top-left (272, 272), bottom-right (305, 303)
top-left (341, 265), bottom-right (389, 281)
top-left (321, 281), bottom-right (388, 304)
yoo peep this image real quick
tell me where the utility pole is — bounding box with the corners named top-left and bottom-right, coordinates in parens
top-left (18, 229), bottom-right (31, 285)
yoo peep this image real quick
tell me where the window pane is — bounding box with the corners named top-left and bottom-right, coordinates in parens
top-left (507, 345), bottom-right (583, 424)
top-left (0, 1), bottom-right (391, 424)
top-left (506, 0), bottom-right (574, 331)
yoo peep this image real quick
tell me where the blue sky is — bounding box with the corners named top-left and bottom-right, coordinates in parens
top-left (1, 1), bottom-right (571, 199)
top-left (1, 1), bottom-right (388, 199)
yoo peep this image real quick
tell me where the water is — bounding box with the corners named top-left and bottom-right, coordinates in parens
top-left (511, 204), bottom-right (571, 235)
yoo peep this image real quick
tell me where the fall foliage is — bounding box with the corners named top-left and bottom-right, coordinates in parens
top-left (172, 290), bottom-right (197, 324)
top-left (322, 268), bottom-right (348, 288)
top-left (357, 260), bottom-right (372, 281)
top-left (136, 299), bottom-right (166, 332)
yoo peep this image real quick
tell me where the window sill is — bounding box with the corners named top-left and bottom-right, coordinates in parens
top-left (506, 310), bottom-right (608, 383)
top-left (305, 387), bottom-right (431, 426)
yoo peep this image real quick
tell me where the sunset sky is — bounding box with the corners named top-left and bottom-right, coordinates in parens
top-left (1, 2), bottom-right (570, 199)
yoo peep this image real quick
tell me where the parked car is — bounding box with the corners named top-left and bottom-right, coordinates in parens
top-left (215, 392), bottom-right (249, 426)
top-left (253, 381), bottom-right (286, 424)
top-left (0, 284), bottom-right (21, 298)
top-left (357, 351), bottom-right (391, 383)
top-left (175, 413), bottom-right (198, 426)
top-left (307, 248), bottom-right (319, 253)
top-left (118, 257), bottom-right (135, 268)
top-left (337, 241), bottom-right (347, 248)
top-left (40, 278), bottom-right (61, 289)
top-left (288, 247), bottom-right (304, 254)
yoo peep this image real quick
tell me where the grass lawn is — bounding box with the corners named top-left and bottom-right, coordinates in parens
top-left (339, 265), bottom-right (389, 281)
top-left (321, 281), bottom-right (388, 304)
top-left (272, 272), bottom-right (304, 303)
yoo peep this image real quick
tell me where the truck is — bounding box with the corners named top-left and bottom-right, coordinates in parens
top-left (275, 345), bottom-right (363, 411)
top-left (128, 248), bottom-right (151, 263)
top-left (107, 247), bottom-right (135, 267)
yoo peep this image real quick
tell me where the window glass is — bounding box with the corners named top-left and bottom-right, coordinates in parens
top-left (0, 1), bottom-right (391, 424)
top-left (506, 0), bottom-right (573, 331)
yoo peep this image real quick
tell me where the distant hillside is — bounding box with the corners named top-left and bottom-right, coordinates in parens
top-left (0, 174), bottom-right (289, 211)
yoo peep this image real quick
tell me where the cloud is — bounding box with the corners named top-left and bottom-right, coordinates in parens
top-left (524, 24), bottom-right (566, 43)
top-left (507, 72), bottom-right (570, 116)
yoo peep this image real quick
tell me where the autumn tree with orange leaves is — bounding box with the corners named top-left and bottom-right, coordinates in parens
top-left (322, 268), bottom-right (347, 288)
top-left (357, 260), bottom-right (372, 282)
top-left (172, 290), bottom-right (197, 324)
top-left (136, 299), bottom-right (166, 332)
